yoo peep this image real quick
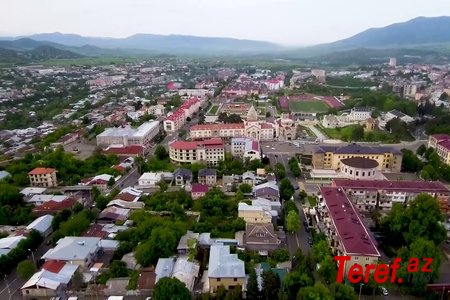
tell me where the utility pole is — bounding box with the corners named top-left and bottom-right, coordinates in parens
top-left (3, 275), bottom-right (10, 294)
top-left (358, 283), bottom-right (364, 300)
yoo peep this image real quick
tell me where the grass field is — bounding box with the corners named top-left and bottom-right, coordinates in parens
top-left (208, 105), bottom-right (219, 115)
top-left (289, 100), bottom-right (329, 113)
top-left (320, 124), bottom-right (399, 143)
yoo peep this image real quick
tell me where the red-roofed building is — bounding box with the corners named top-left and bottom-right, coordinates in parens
top-left (169, 138), bottom-right (225, 166)
top-left (42, 260), bottom-right (66, 273)
top-left (28, 168), bottom-right (57, 187)
top-left (33, 198), bottom-right (77, 216)
top-left (163, 97), bottom-right (200, 132)
top-left (318, 187), bottom-right (380, 274)
top-left (428, 134), bottom-right (450, 166)
top-left (103, 145), bottom-right (144, 157)
top-left (191, 183), bottom-right (209, 199)
top-left (332, 179), bottom-right (450, 214)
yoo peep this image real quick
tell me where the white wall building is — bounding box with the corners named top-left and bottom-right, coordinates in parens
top-left (96, 121), bottom-right (160, 149)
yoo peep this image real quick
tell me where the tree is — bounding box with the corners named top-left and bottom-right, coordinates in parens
top-left (286, 210), bottom-right (300, 233)
top-left (330, 283), bottom-right (357, 300)
top-left (158, 180), bottom-right (169, 192)
top-left (153, 277), bottom-right (191, 300)
top-left (246, 268), bottom-right (260, 300)
top-left (401, 149), bottom-right (423, 173)
top-left (284, 271), bottom-right (314, 299)
top-left (17, 260), bottom-right (36, 280)
top-left (312, 240), bottom-right (331, 263)
top-left (296, 282), bottom-right (332, 300)
top-left (135, 228), bottom-right (177, 266)
top-left (439, 92), bottom-right (448, 100)
top-left (109, 260), bottom-right (129, 278)
top-left (239, 183), bottom-right (252, 194)
top-left (266, 111), bottom-right (271, 117)
top-left (262, 270), bottom-right (280, 300)
top-left (317, 255), bottom-right (337, 283)
top-left (134, 156), bottom-right (145, 174)
top-left (416, 144), bottom-right (427, 156)
top-left (71, 270), bottom-right (85, 290)
top-left (155, 145), bottom-right (168, 160)
top-left (420, 164), bottom-right (439, 180)
top-left (107, 176), bottom-right (115, 187)
top-left (350, 125), bottom-right (364, 141)
top-left (280, 178), bottom-right (294, 201)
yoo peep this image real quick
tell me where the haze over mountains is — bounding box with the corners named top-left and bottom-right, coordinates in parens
top-left (0, 16), bottom-right (449, 63)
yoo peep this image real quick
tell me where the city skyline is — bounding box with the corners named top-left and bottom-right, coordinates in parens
top-left (1, 0), bottom-right (449, 46)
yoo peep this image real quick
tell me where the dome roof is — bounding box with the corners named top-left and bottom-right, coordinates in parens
top-left (341, 157), bottom-right (378, 169)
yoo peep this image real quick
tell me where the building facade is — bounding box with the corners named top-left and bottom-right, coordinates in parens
top-left (428, 134), bottom-right (450, 165)
top-left (208, 244), bottom-right (245, 293)
top-left (28, 168), bottom-right (58, 187)
top-left (168, 138), bottom-right (225, 166)
top-left (163, 97), bottom-right (201, 132)
top-left (312, 144), bottom-right (402, 172)
top-left (96, 121), bottom-right (160, 149)
top-left (318, 187), bottom-right (380, 275)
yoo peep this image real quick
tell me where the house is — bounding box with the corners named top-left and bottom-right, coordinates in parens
top-left (253, 181), bottom-right (280, 201)
top-left (154, 257), bottom-right (200, 292)
top-left (244, 223), bottom-right (280, 252)
top-left (191, 183), bottom-right (209, 199)
top-left (238, 203), bottom-right (273, 224)
top-left (231, 138), bottom-right (261, 161)
top-left (177, 231), bottom-right (199, 255)
top-left (0, 170), bottom-right (11, 181)
top-left (27, 194), bottom-right (68, 206)
top-left (174, 168), bottom-right (193, 186)
top-left (20, 187), bottom-right (47, 200)
top-left (115, 187), bottom-right (143, 202)
top-left (138, 172), bottom-right (162, 188)
top-left (106, 200), bottom-right (144, 210)
top-left (41, 237), bottom-right (101, 268)
top-left (198, 168), bottom-right (217, 186)
top-left (155, 258), bottom-right (175, 283)
top-left (252, 197), bottom-right (282, 214)
top-left (33, 197), bottom-right (78, 217)
top-left (26, 215), bottom-right (54, 237)
top-left (0, 236), bottom-right (27, 256)
top-left (385, 110), bottom-right (414, 123)
top-left (255, 263), bottom-right (288, 291)
top-left (21, 261), bottom-right (79, 298)
top-left (242, 171), bottom-right (264, 187)
top-left (80, 174), bottom-right (115, 190)
top-left (208, 243), bottom-right (245, 293)
top-left (97, 207), bottom-right (130, 223)
top-left (28, 167), bottom-right (58, 187)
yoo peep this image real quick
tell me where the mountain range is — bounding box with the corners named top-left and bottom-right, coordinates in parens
top-left (0, 16), bottom-right (449, 64)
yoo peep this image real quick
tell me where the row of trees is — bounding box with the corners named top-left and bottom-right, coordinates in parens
top-left (51, 209), bottom-right (96, 245)
top-left (288, 157), bottom-right (301, 177)
top-left (401, 146), bottom-right (450, 181)
top-left (0, 183), bottom-right (33, 225)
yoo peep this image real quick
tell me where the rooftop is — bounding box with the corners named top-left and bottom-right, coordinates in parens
top-left (28, 167), bottom-right (56, 175)
top-left (169, 138), bottom-right (224, 150)
top-left (340, 157), bottom-right (379, 169)
top-left (208, 243), bottom-right (245, 278)
top-left (320, 187), bottom-right (380, 257)
top-left (333, 179), bottom-right (449, 193)
top-left (314, 143), bottom-right (401, 155)
top-left (42, 236), bottom-right (100, 261)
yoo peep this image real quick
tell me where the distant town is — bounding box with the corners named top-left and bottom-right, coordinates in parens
top-left (0, 56), bottom-right (450, 300)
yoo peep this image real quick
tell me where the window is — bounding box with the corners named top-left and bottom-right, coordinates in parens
top-left (217, 278), bottom-right (221, 282)
top-left (234, 278), bottom-right (238, 282)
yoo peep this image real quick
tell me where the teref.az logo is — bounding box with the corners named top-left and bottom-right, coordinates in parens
top-left (334, 256), bottom-right (433, 284)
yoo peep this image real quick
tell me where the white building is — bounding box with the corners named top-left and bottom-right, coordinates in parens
top-left (168, 138), bottom-right (225, 166)
top-left (389, 57), bottom-right (397, 67)
top-left (96, 121), bottom-right (160, 149)
top-left (348, 107), bottom-right (372, 121)
top-left (385, 110), bottom-right (414, 123)
top-left (403, 84), bottom-right (417, 98)
top-left (138, 172), bottom-right (162, 187)
top-left (231, 137), bottom-right (261, 161)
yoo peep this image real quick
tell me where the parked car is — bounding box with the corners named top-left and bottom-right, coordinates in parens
top-left (307, 237), bottom-right (313, 245)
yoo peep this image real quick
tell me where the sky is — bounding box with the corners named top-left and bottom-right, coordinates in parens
top-left (1, 0), bottom-right (449, 46)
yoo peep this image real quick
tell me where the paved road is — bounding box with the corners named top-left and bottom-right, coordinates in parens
top-left (269, 153), bottom-right (312, 257)
top-left (113, 167), bottom-right (140, 190)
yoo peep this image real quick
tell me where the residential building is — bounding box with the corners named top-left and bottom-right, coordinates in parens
top-left (41, 237), bottom-right (101, 268)
top-left (238, 202), bottom-right (273, 224)
top-left (208, 243), bottom-right (245, 293)
top-left (28, 167), bottom-right (58, 187)
top-left (318, 187), bottom-right (380, 275)
top-left (138, 172), bottom-right (162, 187)
top-left (231, 137), bottom-right (261, 160)
top-left (147, 104), bottom-right (165, 116)
top-left (173, 168), bottom-right (193, 186)
top-left (198, 168), bottom-right (217, 186)
top-left (96, 121), bottom-right (160, 149)
top-left (428, 134), bottom-right (450, 165)
top-left (277, 115), bottom-right (296, 141)
top-left (177, 231), bottom-right (200, 255)
top-left (389, 57), bottom-right (397, 67)
top-left (154, 256), bottom-right (200, 292)
top-left (169, 138), bottom-right (225, 166)
top-left (253, 181), bottom-right (280, 201)
top-left (191, 183), bottom-right (209, 199)
top-left (26, 215), bottom-right (54, 237)
top-left (244, 223), bottom-right (280, 252)
top-left (0, 170), bottom-right (11, 181)
top-left (348, 107), bottom-right (372, 121)
top-left (242, 171), bottom-right (264, 187)
top-left (0, 236), bottom-right (27, 257)
top-left (332, 179), bottom-right (450, 213)
top-left (163, 97), bottom-right (200, 132)
top-left (33, 197), bottom-right (78, 216)
top-left (21, 261), bottom-right (79, 298)
top-left (403, 84), bottom-right (417, 98)
top-left (312, 144), bottom-right (402, 172)
top-left (322, 115), bottom-right (339, 129)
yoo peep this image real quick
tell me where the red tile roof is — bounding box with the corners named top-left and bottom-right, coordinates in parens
top-left (42, 260), bottom-right (65, 273)
top-left (431, 134), bottom-right (450, 141)
top-left (170, 138), bottom-right (224, 150)
top-left (103, 145), bottom-right (144, 155)
top-left (320, 187), bottom-right (380, 257)
top-left (83, 223), bottom-right (107, 238)
top-left (28, 167), bottom-right (56, 175)
top-left (33, 198), bottom-right (77, 213)
top-left (191, 183), bottom-right (209, 193)
top-left (332, 179), bottom-right (449, 193)
top-left (437, 140), bottom-right (450, 151)
top-left (190, 123), bottom-right (245, 131)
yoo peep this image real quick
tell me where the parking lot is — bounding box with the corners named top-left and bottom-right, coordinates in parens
top-left (63, 139), bottom-right (97, 160)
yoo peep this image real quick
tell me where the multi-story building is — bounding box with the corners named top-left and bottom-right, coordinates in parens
top-left (318, 187), bottom-right (380, 275)
top-left (208, 243), bottom-right (245, 293)
top-left (238, 202), bottom-right (273, 224)
top-left (198, 168), bottom-right (217, 186)
top-left (428, 134), bottom-right (450, 165)
top-left (403, 84), bottom-right (417, 98)
top-left (332, 179), bottom-right (450, 213)
top-left (348, 107), bottom-right (372, 121)
top-left (28, 168), bottom-right (58, 187)
top-left (277, 114), bottom-right (297, 141)
top-left (168, 138), bottom-right (225, 166)
top-left (96, 121), bottom-right (160, 149)
top-left (190, 106), bottom-right (278, 141)
top-left (231, 138), bottom-right (261, 161)
top-left (163, 97), bottom-right (201, 132)
top-left (312, 144), bottom-right (402, 172)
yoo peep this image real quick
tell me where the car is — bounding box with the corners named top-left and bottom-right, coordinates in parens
top-left (295, 186), bottom-right (299, 190)
top-left (380, 287), bottom-right (388, 296)
top-left (307, 237), bottom-right (313, 245)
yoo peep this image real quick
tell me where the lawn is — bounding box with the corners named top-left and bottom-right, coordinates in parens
top-left (208, 105), bottom-right (219, 115)
top-left (289, 100), bottom-right (329, 113)
top-left (320, 125), bottom-right (399, 143)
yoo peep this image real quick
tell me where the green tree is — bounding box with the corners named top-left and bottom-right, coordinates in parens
top-left (239, 183), bottom-right (252, 194)
top-left (284, 272), bottom-right (314, 299)
top-left (420, 164), bottom-right (439, 180)
top-left (330, 283), bottom-right (357, 300)
top-left (318, 255), bottom-right (337, 283)
top-left (17, 260), bottom-right (36, 280)
top-left (296, 282), bottom-right (332, 300)
top-left (153, 277), bottom-right (191, 300)
top-left (401, 149), bottom-right (423, 173)
top-left (262, 270), bottom-right (280, 300)
top-left (135, 228), bottom-right (177, 266)
top-left (109, 260), bottom-right (129, 278)
top-left (416, 144), bottom-right (427, 156)
top-left (107, 176), bottom-right (115, 187)
top-left (312, 240), bottom-right (331, 263)
top-left (350, 125), bottom-right (364, 141)
top-left (246, 268), bottom-right (260, 300)
top-left (286, 210), bottom-right (300, 233)
top-left (280, 178), bottom-right (294, 201)
top-left (71, 270), bottom-right (85, 290)
top-left (155, 145), bottom-right (169, 160)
